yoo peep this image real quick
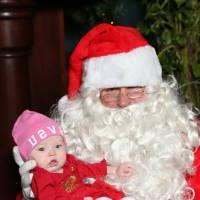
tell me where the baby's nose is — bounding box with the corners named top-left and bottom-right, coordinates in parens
top-left (48, 148), bottom-right (56, 156)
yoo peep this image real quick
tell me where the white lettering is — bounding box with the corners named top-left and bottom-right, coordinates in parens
top-left (28, 135), bottom-right (37, 147)
top-left (47, 126), bottom-right (56, 134)
top-left (38, 129), bottom-right (47, 139)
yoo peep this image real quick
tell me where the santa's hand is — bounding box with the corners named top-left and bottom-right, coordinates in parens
top-left (13, 146), bottom-right (36, 199)
top-left (116, 163), bottom-right (133, 178)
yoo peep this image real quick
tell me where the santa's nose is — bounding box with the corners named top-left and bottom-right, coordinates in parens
top-left (117, 88), bottom-right (129, 108)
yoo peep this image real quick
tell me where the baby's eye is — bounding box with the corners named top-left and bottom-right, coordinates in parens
top-left (38, 147), bottom-right (45, 151)
top-left (56, 144), bottom-right (62, 148)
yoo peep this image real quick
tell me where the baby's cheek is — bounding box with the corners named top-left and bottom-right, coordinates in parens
top-left (36, 157), bottom-right (48, 169)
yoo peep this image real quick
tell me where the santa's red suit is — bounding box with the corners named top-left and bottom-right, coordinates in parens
top-left (186, 148), bottom-right (200, 199)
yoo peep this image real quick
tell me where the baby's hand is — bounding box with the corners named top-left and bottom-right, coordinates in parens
top-left (116, 163), bottom-right (133, 178)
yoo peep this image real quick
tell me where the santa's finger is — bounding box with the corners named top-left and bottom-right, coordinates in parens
top-left (21, 173), bottom-right (33, 187)
top-left (13, 146), bottom-right (24, 166)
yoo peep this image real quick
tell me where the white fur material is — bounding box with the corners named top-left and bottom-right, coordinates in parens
top-left (82, 45), bottom-right (162, 89)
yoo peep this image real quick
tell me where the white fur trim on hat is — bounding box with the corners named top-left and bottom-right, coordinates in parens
top-left (82, 45), bottom-right (162, 89)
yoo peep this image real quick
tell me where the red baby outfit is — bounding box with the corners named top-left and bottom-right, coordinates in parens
top-left (31, 154), bottom-right (124, 200)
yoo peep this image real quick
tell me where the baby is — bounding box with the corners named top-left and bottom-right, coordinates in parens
top-left (12, 110), bottom-right (133, 200)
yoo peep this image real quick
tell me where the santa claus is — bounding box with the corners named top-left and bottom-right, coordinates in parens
top-left (14, 23), bottom-right (200, 200)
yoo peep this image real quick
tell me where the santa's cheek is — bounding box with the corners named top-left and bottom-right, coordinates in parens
top-left (129, 95), bottom-right (146, 105)
top-left (100, 98), bottom-right (118, 108)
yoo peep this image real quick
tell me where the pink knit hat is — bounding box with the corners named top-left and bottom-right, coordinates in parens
top-left (12, 110), bottom-right (64, 160)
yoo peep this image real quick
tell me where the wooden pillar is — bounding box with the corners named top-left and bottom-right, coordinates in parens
top-left (29, 8), bottom-right (66, 115)
top-left (0, 0), bottom-right (33, 198)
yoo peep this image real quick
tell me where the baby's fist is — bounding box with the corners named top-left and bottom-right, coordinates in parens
top-left (116, 163), bottom-right (133, 178)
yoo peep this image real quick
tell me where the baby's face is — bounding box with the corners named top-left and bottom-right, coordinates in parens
top-left (30, 135), bottom-right (66, 173)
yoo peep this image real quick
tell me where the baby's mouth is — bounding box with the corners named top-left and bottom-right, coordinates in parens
top-left (48, 159), bottom-right (58, 167)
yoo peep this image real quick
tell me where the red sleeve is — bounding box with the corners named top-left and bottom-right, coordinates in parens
top-left (67, 154), bottom-right (107, 179)
top-left (186, 148), bottom-right (200, 199)
top-left (32, 168), bottom-right (57, 200)
top-left (16, 192), bottom-right (23, 200)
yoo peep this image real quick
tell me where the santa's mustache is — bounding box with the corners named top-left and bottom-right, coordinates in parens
top-left (84, 93), bottom-right (156, 127)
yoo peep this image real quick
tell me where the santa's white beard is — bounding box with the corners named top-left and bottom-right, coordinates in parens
top-left (55, 81), bottom-right (200, 200)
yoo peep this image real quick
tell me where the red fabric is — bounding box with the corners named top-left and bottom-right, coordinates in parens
top-left (32, 154), bottom-right (124, 200)
top-left (186, 148), bottom-right (200, 199)
top-left (68, 23), bottom-right (148, 98)
top-left (16, 192), bottom-right (23, 200)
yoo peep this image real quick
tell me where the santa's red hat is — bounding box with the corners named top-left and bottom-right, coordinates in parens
top-left (67, 23), bottom-right (162, 99)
